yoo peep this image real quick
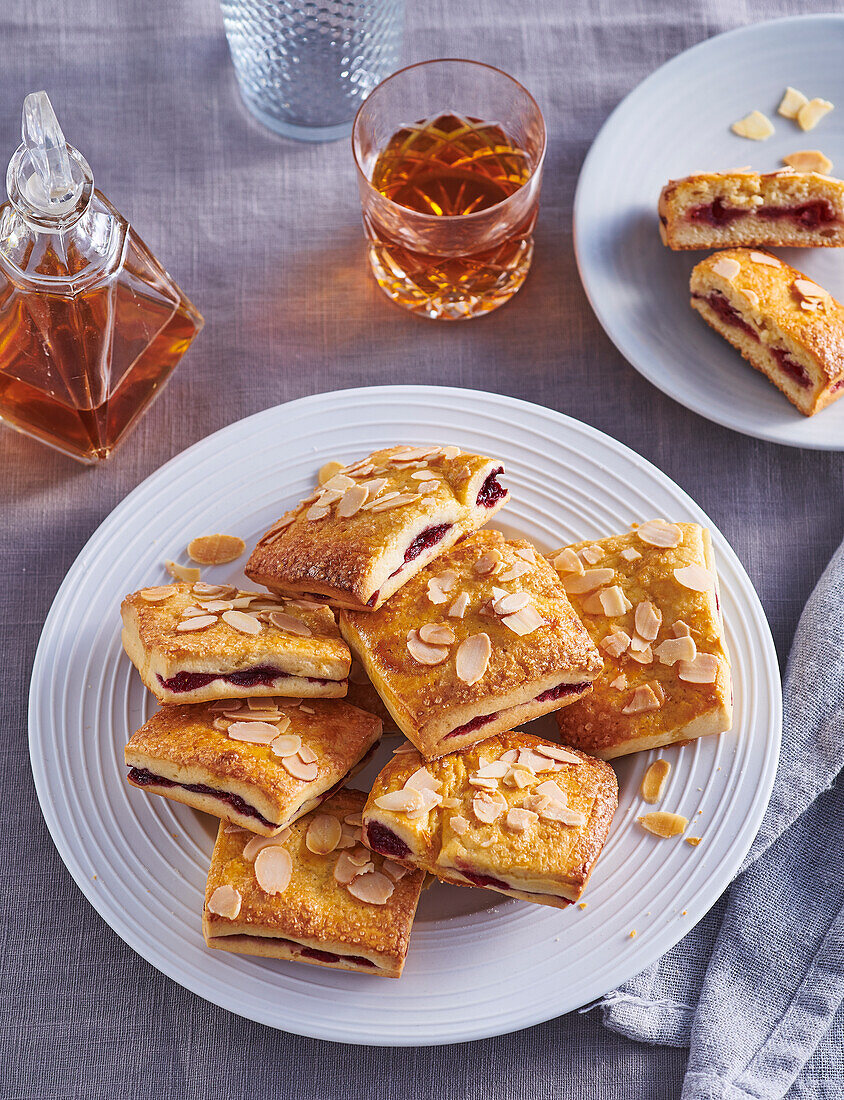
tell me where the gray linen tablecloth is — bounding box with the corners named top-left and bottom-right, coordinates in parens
top-left (1, 0), bottom-right (842, 1097)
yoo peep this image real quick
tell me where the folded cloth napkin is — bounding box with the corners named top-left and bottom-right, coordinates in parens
top-left (597, 538), bottom-right (844, 1099)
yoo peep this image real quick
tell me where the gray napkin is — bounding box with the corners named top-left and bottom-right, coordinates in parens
top-left (598, 537), bottom-right (844, 1099)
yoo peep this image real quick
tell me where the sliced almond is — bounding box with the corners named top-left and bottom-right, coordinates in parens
top-left (418, 623), bottom-right (455, 646)
top-left (750, 251), bottom-right (780, 267)
top-left (501, 604), bottom-right (545, 636)
top-left (636, 520), bottom-right (682, 548)
top-left (638, 811), bottom-right (688, 838)
top-left (620, 547), bottom-right (642, 562)
top-left (227, 720), bottom-right (279, 745)
top-left (505, 807), bottom-right (538, 832)
top-left (515, 547), bottom-right (536, 563)
top-left (404, 766), bottom-right (442, 793)
top-left (407, 629), bottom-right (449, 665)
top-left (783, 149), bottom-right (833, 174)
top-left (374, 789), bottom-right (424, 814)
top-left (641, 759), bottom-right (671, 804)
top-left (427, 570), bottom-right (458, 604)
top-left (598, 586), bottom-right (632, 616)
top-left (211, 698), bottom-right (241, 711)
top-left (318, 460), bottom-right (345, 484)
top-left (175, 615), bottom-right (217, 632)
top-left (165, 560), bottom-right (201, 583)
top-left (654, 635), bottom-right (697, 665)
top-left (282, 756), bottom-right (319, 781)
top-left (712, 257), bottom-right (741, 280)
top-left (472, 790), bottom-right (507, 824)
top-left (493, 591), bottom-right (531, 616)
top-left (268, 611), bottom-right (312, 636)
top-left (221, 609), bottom-right (263, 635)
top-left (187, 534), bottom-right (245, 565)
top-left (450, 814), bottom-right (470, 836)
top-left (678, 653), bottom-right (721, 683)
top-left (207, 884), bottom-right (242, 919)
top-left (601, 629), bottom-right (631, 658)
top-left (580, 544), bottom-right (605, 565)
top-left (138, 584), bottom-right (178, 603)
top-left (322, 474), bottom-right (356, 493)
top-left (551, 548), bottom-right (584, 575)
top-left (270, 733), bottom-right (302, 757)
top-left (337, 484), bottom-right (369, 518)
top-left (306, 504), bottom-right (331, 521)
top-left (382, 859), bottom-right (409, 881)
top-left (243, 830), bottom-right (291, 861)
top-left (368, 493), bottom-right (417, 512)
top-left (254, 846), bottom-right (293, 894)
top-left (674, 565), bottom-right (714, 592)
top-left (609, 674), bottom-right (628, 690)
top-left (634, 600), bottom-right (662, 641)
top-left (628, 643), bottom-right (654, 665)
top-left (560, 568), bottom-right (615, 594)
top-left (305, 814), bottom-right (342, 855)
top-left (534, 779), bottom-right (568, 802)
top-left (498, 562), bottom-right (532, 582)
top-left (347, 870), bottom-right (395, 905)
top-left (534, 744), bottom-right (582, 764)
top-left (731, 109), bottom-right (774, 140)
top-left (474, 760), bottom-right (510, 780)
top-left (778, 86), bottom-right (809, 119)
top-left (333, 852), bottom-right (365, 885)
top-left (621, 684), bottom-right (663, 715)
top-left (797, 98), bottom-right (834, 132)
top-left (444, 593), bottom-right (468, 621)
top-left (454, 632), bottom-right (492, 684)
top-left (474, 550), bottom-right (502, 575)
top-left (672, 620), bottom-right (692, 638)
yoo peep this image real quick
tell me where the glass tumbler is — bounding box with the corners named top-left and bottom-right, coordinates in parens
top-left (220, 0), bottom-right (405, 142)
top-left (352, 59), bottom-right (546, 320)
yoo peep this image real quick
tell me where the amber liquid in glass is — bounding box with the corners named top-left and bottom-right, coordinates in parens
top-left (366, 113), bottom-right (535, 319)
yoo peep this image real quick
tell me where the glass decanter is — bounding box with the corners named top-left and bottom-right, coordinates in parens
top-left (0, 92), bottom-right (203, 463)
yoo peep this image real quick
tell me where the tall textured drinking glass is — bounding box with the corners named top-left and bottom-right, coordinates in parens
top-left (220, 0), bottom-right (405, 142)
top-left (352, 59), bottom-right (546, 320)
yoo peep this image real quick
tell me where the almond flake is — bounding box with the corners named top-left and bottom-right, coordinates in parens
top-left (797, 98), bottom-right (834, 132)
top-left (368, 493), bottom-right (417, 512)
top-left (502, 604), bottom-right (545, 636)
top-left (686, 837), bottom-right (702, 847)
top-left (407, 629), bottom-right (449, 665)
top-left (337, 484), bottom-right (368, 518)
top-left (474, 550), bottom-right (502, 575)
top-left (468, 775), bottom-right (499, 791)
top-left (783, 149), bottom-right (833, 174)
top-left (628, 643), bottom-right (654, 665)
top-left (347, 870), bottom-right (395, 905)
top-left (213, 717), bottom-right (230, 731)
top-left (672, 620), bottom-right (692, 637)
top-left (636, 520), bottom-right (683, 548)
top-left (343, 459), bottom-right (374, 476)
top-left (271, 733), bottom-right (302, 757)
top-left (306, 504), bottom-right (331, 521)
top-left (561, 568), bottom-right (615, 594)
top-left (201, 600), bottom-right (235, 613)
top-left (598, 586), bottom-right (633, 616)
top-left (450, 815), bottom-right (470, 835)
top-left (441, 445), bottom-right (462, 460)
top-left (534, 780), bottom-right (567, 802)
top-left (517, 748), bottom-right (557, 774)
top-left (254, 846), bottom-right (293, 894)
top-left (165, 560), bottom-right (201, 583)
top-left (654, 635), bottom-right (697, 665)
top-left (551, 548), bottom-right (584, 575)
top-left (515, 547), bottom-right (536, 563)
top-left (242, 830), bottom-right (291, 861)
top-left (638, 811), bottom-right (688, 838)
top-left (498, 562), bottom-right (532, 582)
top-left (333, 852), bottom-right (366, 884)
top-left (472, 790), bottom-right (507, 824)
top-left (505, 808), bottom-right (538, 832)
top-left (297, 744), bottom-right (318, 764)
top-left (731, 110), bottom-right (774, 140)
top-left (474, 760), bottom-right (510, 779)
top-left (322, 474), bottom-right (356, 493)
top-left (227, 720), bottom-right (279, 745)
top-left (493, 591), bottom-right (531, 616)
top-left (641, 759), bottom-right (671, 804)
top-left (620, 547), bottom-right (642, 562)
top-left (712, 257), bottom-right (741, 280)
top-left (221, 609), bottom-right (263, 635)
top-left (175, 615), bottom-right (217, 632)
top-left (778, 86), bottom-right (809, 119)
top-left (580, 544), bottom-right (605, 565)
top-left (418, 623), bottom-right (455, 646)
top-left (750, 251), bottom-right (780, 267)
top-left (499, 749), bottom-right (519, 763)
top-left (601, 629), bottom-right (631, 658)
top-left (674, 565), bottom-right (714, 592)
top-left (678, 653), bottom-right (721, 683)
top-left (282, 755), bottom-right (319, 781)
top-left (392, 742), bottom-right (417, 755)
top-left (634, 600), bottom-right (662, 641)
top-left (318, 460), bottom-right (345, 484)
top-left (404, 767), bottom-right (442, 793)
top-left (382, 859), bottom-right (409, 881)
top-left (534, 744), bottom-right (582, 764)
top-left (207, 884), bottom-right (242, 919)
top-left (268, 611), bottom-right (312, 636)
top-left (455, 633), bottom-right (491, 684)
top-left (187, 534), bottom-right (245, 565)
top-left (139, 585), bottom-right (177, 603)
top-left (211, 698), bottom-right (241, 711)
top-left (306, 814), bottom-right (342, 855)
top-left (375, 789), bottom-right (424, 813)
top-left (622, 685), bottom-right (662, 715)
top-left (609, 675), bottom-right (627, 690)
top-left (540, 802), bottom-right (587, 826)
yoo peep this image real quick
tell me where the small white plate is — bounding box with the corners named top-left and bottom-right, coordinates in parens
top-left (575, 14), bottom-right (844, 449)
top-left (29, 386), bottom-right (781, 1045)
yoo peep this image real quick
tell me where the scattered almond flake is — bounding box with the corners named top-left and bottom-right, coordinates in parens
top-left (381, 859), bottom-right (408, 882)
top-left (502, 604), bottom-right (545, 636)
top-left (187, 534), bottom-right (246, 566)
top-left (731, 109), bottom-right (774, 140)
top-left (622, 685), bottom-right (662, 715)
top-left (493, 591), bottom-right (531, 616)
top-left (686, 837), bottom-right (702, 847)
top-left (297, 744), bottom-right (318, 765)
top-left (254, 846), bottom-right (293, 894)
top-left (270, 732), bottom-right (302, 757)
top-left (375, 788), bottom-right (424, 813)
top-left (654, 635), bottom-right (697, 665)
top-left (620, 547), bottom-right (641, 562)
top-left (468, 775), bottom-right (499, 791)
top-left (333, 852), bottom-right (366, 884)
top-left (212, 717), bottom-right (230, 731)
top-left (407, 628), bottom-right (449, 666)
top-left (220, 609), bottom-right (262, 635)
top-left (305, 814), bottom-right (342, 855)
top-left (580, 544), bottom-right (605, 565)
top-left (179, 605), bottom-right (206, 618)
top-left (674, 565), bottom-right (714, 592)
top-left (505, 765), bottom-right (535, 789)
top-left (641, 759), bottom-right (671, 804)
top-left (712, 257), bottom-right (741, 280)
top-left (392, 742), bottom-right (417, 755)
top-left (638, 811), bottom-right (688, 838)
top-left (561, 567), bottom-right (615, 594)
top-left (744, 289), bottom-right (761, 309)
top-left (491, 586), bottom-right (507, 602)
top-left (299, 705), bottom-right (314, 714)
top-left (523, 794), bottom-right (550, 814)
top-left (517, 748), bottom-right (558, 774)
top-left (207, 884), bottom-right (242, 919)
top-left (783, 149), bottom-right (833, 174)
top-left (505, 807), bottom-right (538, 833)
top-left (628, 644), bottom-right (654, 665)
top-left (534, 779), bottom-right (568, 803)
top-left (316, 488), bottom-right (344, 507)
top-left (534, 744), bottom-right (582, 764)
top-left (243, 830), bottom-right (291, 861)
top-left (318, 460), bottom-right (345, 484)
top-left (306, 503), bottom-right (331, 521)
top-left (389, 445), bottom-right (441, 462)
top-left (358, 476), bottom-right (388, 499)
top-left (369, 492), bottom-right (418, 513)
top-left (227, 708), bottom-right (280, 722)
top-left (598, 586), bottom-right (633, 616)
top-left (475, 760), bottom-right (510, 779)
top-left (609, 675), bottom-right (628, 690)
top-left (404, 767), bottom-right (442, 794)
top-left (337, 484), bottom-right (369, 518)
top-left (175, 615), bottom-right (217, 632)
top-left (260, 513), bottom-right (297, 543)
top-left (678, 653), bottom-right (720, 684)
top-left (347, 870), bottom-right (395, 905)
top-left (636, 520), bottom-right (683, 548)
top-left (138, 585), bottom-right (178, 603)
top-left (601, 629), bottom-right (632, 658)
top-left (418, 623), bottom-right (455, 646)
top-left (498, 562), bottom-right (532, 582)
top-left (281, 753), bottom-right (318, 781)
top-left (474, 550), bottom-right (502, 575)
top-left (211, 698), bottom-right (241, 711)
top-left (672, 620), bottom-right (692, 637)
top-left (778, 85), bottom-right (809, 119)
top-left (322, 474), bottom-right (356, 494)
top-left (797, 97), bottom-right (834, 132)
top-left (455, 632), bottom-right (492, 684)
top-left (499, 749), bottom-right (518, 763)
top-left (268, 611), bottom-right (312, 636)
top-left (541, 801), bottom-right (587, 826)
top-left (201, 599), bottom-right (236, 613)
top-left (472, 790), bottom-right (507, 824)
top-left (749, 251), bottom-right (780, 268)
top-left (440, 445), bottom-right (461, 460)
top-left (343, 458), bottom-right (374, 476)
top-left (515, 547), bottom-right (536, 563)
top-left (552, 548), bottom-right (584, 575)
top-left (165, 560), bottom-right (201, 583)
top-left (417, 479), bottom-right (440, 494)
top-left (793, 278), bottom-right (831, 309)
top-left (634, 601), bottom-right (662, 642)
top-left (449, 815), bottom-right (470, 836)
top-left (227, 720), bottom-right (279, 745)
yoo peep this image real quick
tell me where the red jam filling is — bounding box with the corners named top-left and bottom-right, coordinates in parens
top-left (831, 377), bottom-right (844, 393)
top-left (689, 197), bottom-right (745, 227)
top-left (299, 945), bottom-right (375, 967)
top-left (364, 821), bottom-right (411, 860)
top-left (458, 869), bottom-right (510, 891)
top-left (476, 467), bottom-right (506, 508)
top-left (126, 767), bottom-right (276, 828)
top-left (769, 347), bottom-right (812, 389)
top-left (694, 291), bottom-right (757, 339)
top-left (446, 681), bottom-right (589, 740)
top-left (688, 198), bottom-right (837, 230)
top-left (158, 666), bottom-right (334, 694)
top-left (387, 523), bottom-right (453, 581)
top-left (446, 712), bottom-right (498, 739)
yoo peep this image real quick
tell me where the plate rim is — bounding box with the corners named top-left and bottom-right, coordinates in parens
top-left (28, 384), bottom-right (783, 1044)
top-left (573, 12), bottom-right (844, 451)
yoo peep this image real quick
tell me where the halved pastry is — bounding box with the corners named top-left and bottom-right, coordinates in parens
top-left (125, 696), bottom-right (381, 835)
top-left (245, 444), bottom-right (509, 612)
top-left (658, 169), bottom-right (844, 249)
top-left (121, 582), bottom-right (350, 704)
top-left (549, 521), bottom-right (732, 759)
top-left (202, 788), bottom-right (425, 977)
top-left (690, 249), bottom-right (844, 416)
top-left (362, 732), bottom-right (617, 908)
top-left (339, 530), bottom-right (602, 760)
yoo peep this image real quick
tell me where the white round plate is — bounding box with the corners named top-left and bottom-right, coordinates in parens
top-left (30, 386), bottom-right (781, 1045)
top-left (574, 14), bottom-right (844, 449)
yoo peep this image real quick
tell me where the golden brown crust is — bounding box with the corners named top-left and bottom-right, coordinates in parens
top-left (202, 789), bottom-right (425, 977)
top-left (120, 583), bottom-right (350, 704)
top-left (551, 524), bottom-right (732, 759)
top-left (124, 698), bottom-right (382, 834)
top-left (362, 732), bottom-right (618, 905)
top-left (339, 531), bottom-right (602, 758)
top-left (345, 662), bottom-right (399, 732)
top-left (245, 445), bottom-right (510, 611)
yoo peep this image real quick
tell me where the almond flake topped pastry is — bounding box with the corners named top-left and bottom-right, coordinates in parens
top-left (361, 732), bottom-right (618, 908)
top-left (202, 788), bottom-right (425, 977)
top-left (338, 530), bottom-right (602, 760)
top-left (549, 522), bottom-right (732, 759)
top-left (124, 697), bottom-right (382, 836)
top-left (690, 249), bottom-right (844, 416)
top-left (121, 582), bottom-right (351, 704)
top-left (658, 169), bottom-right (844, 249)
top-left (245, 444), bottom-right (509, 612)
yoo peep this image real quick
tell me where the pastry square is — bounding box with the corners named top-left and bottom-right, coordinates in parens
top-left (202, 788), bottom-right (425, 977)
top-left (658, 169), bottom-right (844, 250)
top-left (339, 530), bottom-right (602, 760)
top-left (125, 696), bottom-right (382, 836)
top-left (549, 521), bottom-right (732, 759)
top-left (362, 732), bottom-right (618, 907)
top-left (245, 444), bottom-right (509, 612)
top-left (690, 249), bottom-right (844, 416)
top-left (121, 582), bottom-right (350, 704)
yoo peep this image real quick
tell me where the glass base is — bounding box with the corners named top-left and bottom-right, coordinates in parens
top-left (237, 89), bottom-right (354, 143)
